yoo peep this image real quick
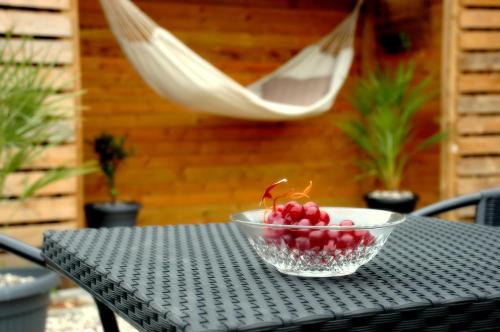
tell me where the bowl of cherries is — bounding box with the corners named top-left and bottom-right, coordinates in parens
top-left (231, 179), bottom-right (405, 277)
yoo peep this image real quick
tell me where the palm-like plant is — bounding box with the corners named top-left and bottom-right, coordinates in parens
top-left (0, 36), bottom-right (94, 201)
top-left (340, 62), bottom-right (443, 191)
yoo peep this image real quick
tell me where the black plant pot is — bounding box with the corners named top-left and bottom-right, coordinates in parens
top-left (0, 267), bottom-right (59, 332)
top-left (84, 202), bottom-right (141, 228)
top-left (364, 192), bottom-right (419, 214)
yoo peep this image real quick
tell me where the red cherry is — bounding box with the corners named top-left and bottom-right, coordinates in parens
top-left (295, 218), bottom-right (312, 237)
top-left (353, 230), bottom-right (368, 245)
top-left (284, 201), bottom-right (304, 222)
top-left (354, 230), bottom-right (368, 237)
top-left (266, 211), bottom-right (283, 224)
top-left (283, 214), bottom-right (294, 225)
top-left (339, 220), bottom-right (355, 227)
top-left (304, 206), bottom-right (320, 224)
top-left (316, 221), bottom-right (328, 227)
top-left (263, 227), bottom-right (274, 239)
top-left (281, 233), bottom-right (295, 248)
top-left (363, 232), bottom-right (375, 246)
top-left (276, 204), bottom-right (285, 213)
top-left (324, 239), bottom-right (336, 252)
top-left (303, 201), bottom-right (318, 209)
top-left (327, 230), bottom-right (340, 240)
top-left (319, 211), bottom-right (330, 224)
top-left (295, 237), bottom-right (311, 251)
top-left (336, 233), bottom-right (355, 250)
top-left (271, 217), bottom-right (288, 237)
top-left (309, 230), bottom-right (327, 248)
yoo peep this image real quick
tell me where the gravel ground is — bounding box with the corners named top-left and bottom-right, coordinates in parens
top-left (47, 288), bottom-right (137, 332)
top-left (0, 273), bottom-right (35, 287)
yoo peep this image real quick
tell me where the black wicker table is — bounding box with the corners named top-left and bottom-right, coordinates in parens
top-left (41, 217), bottom-right (500, 332)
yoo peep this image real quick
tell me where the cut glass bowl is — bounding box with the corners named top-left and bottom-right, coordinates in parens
top-left (231, 207), bottom-right (405, 277)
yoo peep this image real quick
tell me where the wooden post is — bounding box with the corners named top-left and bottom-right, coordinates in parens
top-left (440, 0), bottom-right (459, 206)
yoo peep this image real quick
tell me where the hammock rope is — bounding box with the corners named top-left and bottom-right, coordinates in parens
top-left (99, 0), bottom-right (362, 121)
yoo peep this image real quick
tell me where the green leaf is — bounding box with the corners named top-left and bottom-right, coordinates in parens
top-left (20, 163), bottom-right (97, 200)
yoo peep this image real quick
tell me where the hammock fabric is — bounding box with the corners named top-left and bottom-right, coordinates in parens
top-left (100, 0), bottom-right (362, 121)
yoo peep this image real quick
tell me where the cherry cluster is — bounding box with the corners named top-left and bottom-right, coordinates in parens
top-left (264, 201), bottom-right (374, 252)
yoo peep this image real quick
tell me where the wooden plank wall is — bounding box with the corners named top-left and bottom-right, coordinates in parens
top-left (442, 0), bottom-right (500, 217)
top-left (80, 0), bottom-right (442, 226)
top-left (0, 0), bottom-right (81, 247)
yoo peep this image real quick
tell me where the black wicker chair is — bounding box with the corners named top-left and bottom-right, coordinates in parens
top-left (0, 234), bottom-right (120, 332)
top-left (411, 188), bottom-right (500, 226)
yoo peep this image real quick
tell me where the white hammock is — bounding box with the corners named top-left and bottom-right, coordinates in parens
top-left (99, 0), bottom-right (362, 121)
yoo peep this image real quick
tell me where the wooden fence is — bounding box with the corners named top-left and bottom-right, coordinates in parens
top-left (442, 0), bottom-right (500, 217)
top-left (0, 0), bottom-right (81, 247)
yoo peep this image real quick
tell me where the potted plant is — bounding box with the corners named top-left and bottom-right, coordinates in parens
top-left (0, 37), bottom-right (94, 332)
top-left (85, 133), bottom-right (141, 228)
top-left (340, 62), bottom-right (443, 213)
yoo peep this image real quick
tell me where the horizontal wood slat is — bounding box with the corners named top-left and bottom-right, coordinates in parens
top-left (2, 221), bottom-right (76, 247)
top-left (461, 32), bottom-right (500, 50)
top-left (456, 206), bottom-right (476, 219)
top-left (460, 52), bottom-right (500, 71)
top-left (458, 136), bottom-right (500, 155)
top-left (79, 1), bottom-right (348, 32)
top-left (1, 38), bottom-right (74, 64)
top-left (461, 0), bottom-right (500, 6)
top-left (459, 73), bottom-right (500, 92)
top-left (0, 0), bottom-right (70, 9)
top-left (457, 115), bottom-right (500, 134)
top-left (458, 176), bottom-right (500, 195)
top-left (458, 157), bottom-right (500, 175)
top-left (459, 95), bottom-right (500, 113)
top-left (0, 66), bottom-right (75, 90)
top-left (3, 172), bottom-right (77, 197)
top-left (0, 9), bottom-right (72, 37)
top-left (0, 196), bottom-right (77, 224)
top-left (0, 253), bottom-right (34, 267)
top-left (26, 145), bottom-right (77, 169)
top-left (460, 9), bottom-right (500, 28)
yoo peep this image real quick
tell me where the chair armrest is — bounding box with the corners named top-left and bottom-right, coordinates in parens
top-left (410, 192), bottom-right (482, 217)
top-left (0, 234), bottom-right (45, 267)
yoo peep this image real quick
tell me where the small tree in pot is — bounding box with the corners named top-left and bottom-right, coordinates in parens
top-left (85, 133), bottom-right (141, 228)
top-left (340, 62), bottom-right (444, 213)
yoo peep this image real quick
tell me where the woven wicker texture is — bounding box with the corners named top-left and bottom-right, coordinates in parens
top-left (42, 217), bottom-right (500, 332)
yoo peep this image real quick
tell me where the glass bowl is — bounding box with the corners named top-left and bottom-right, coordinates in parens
top-left (231, 207), bottom-right (405, 277)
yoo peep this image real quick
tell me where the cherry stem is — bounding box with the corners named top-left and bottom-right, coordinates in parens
top-left (260, 179), bottom-right (313, 212)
